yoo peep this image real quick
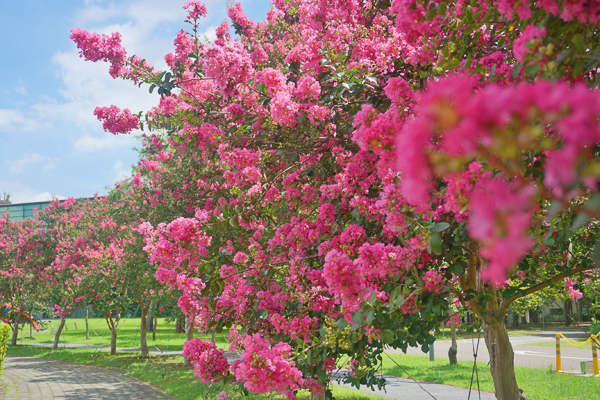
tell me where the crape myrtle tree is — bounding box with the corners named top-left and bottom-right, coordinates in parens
top-left (38, 198), bottom-right (100, 350)
top-left (0, 216), bottom-right (51, 346)
top-left (105, 184), bottom-right (168, 357)
top-left (45, 196), bottom-right (133, 355)
top-left (61, 194), bottom-right (165, 356)
top-left (71, 1), bottom-right (600, 399)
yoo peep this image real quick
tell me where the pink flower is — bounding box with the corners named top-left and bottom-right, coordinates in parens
top-left (468, 178), bottom-right (535, 284)
top-left (423, 270), bottom-right (443, 294)
top-left (183, 338), bottom-right (230, 382)
top-left (233, 251), bottom-right (249, 264)
top-left (513, 25), bottom-right (547, 62)
top-left (183, 1), bottom-right (207, 20)
top-left (70, 28), bottom-right (127, 77)
top-left (93, 105), bottom-right (138, 135)
top-left (232, 334), bottom-right (304, 395)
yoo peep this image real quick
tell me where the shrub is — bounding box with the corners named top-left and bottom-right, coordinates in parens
top-left (0, 323), bottom-right (10, 376)
top-left (591, 320), bottom-right (600, 336)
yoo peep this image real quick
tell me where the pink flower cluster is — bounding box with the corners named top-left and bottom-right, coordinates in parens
top-left (513, 25), bottom-right (547, 62)
top-left (232, 334), bottom-right (304, 396)
top-left (469, 179), bottom-right (535, 284)
top-left (564, 278), bottom-right (583, 300)
top-left (93, 105), bottom-right (139, 135)
top-left (396, 75), bottom-right (600, 282)
top-left (423, 270), bottom-right (443, 294)
top-left (497, 0), bottom-right (600, 23)
top-left (183, 1), bottom-right (207, 20)
top-left (70, 28), bottom-right (126, 65)
top-left (183, 338), bottom-right (230, 382)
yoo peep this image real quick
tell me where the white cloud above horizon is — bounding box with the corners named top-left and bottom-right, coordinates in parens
top-left (6, 152), bottom-right (57, 174)
top-left (0, 180), bottom-right (66, 205)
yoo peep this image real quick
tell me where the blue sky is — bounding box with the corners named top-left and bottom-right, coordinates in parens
top-left (0, 0), bottom-right (271, 204)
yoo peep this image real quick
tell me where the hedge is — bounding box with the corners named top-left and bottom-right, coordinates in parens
top-left (0, 323), bottom-right (10, 376)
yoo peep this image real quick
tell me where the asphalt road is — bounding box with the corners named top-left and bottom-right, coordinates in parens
top-left (391, 326), bottom-right (595, 372)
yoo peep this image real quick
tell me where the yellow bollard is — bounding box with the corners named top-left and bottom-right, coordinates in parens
top-left (556, 333), bottom-right (562, 372)
top-left (592, 335), bottom-right (599, 377)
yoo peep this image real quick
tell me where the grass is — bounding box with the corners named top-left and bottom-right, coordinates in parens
top-left (7, 345), bottom-right (385, 400)
top-left (381, 353), bottom-right (600, 400)
top-left (15, 317), bottom-right (229, 352)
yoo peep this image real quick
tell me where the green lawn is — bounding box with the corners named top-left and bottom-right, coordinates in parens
top-left (6, 346), bottom-right (385, 400)
top-left (381, 353), bottom-right (600, 400)
top-left (15, 317), bottom-right (229, 352)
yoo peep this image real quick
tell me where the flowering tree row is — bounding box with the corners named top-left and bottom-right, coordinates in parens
top-left (0, 195), bottom-right (177, 356)
top-left (62, 0), bottom-right (600, 399)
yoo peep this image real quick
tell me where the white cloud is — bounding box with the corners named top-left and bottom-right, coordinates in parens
top-left (0, 181), bottom-right (66, 204)
top-left (112, 159), bottom-right (132, 181)
top-left (0, 109), bottom-right (41, 132)
top-left (6, 153), bottom-right (57, 174)
top-left (200, 25), bottom-right (219, 44)
top-left (15, 86), bottom-right (28, 96)
top-left (74, 133), bottom-right (136, 153)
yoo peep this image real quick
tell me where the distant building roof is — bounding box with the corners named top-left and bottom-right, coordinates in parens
top-left (0, 200), bottom-right (53, 221)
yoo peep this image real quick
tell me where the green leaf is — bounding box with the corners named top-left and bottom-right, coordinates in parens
top-left (525, 63), bottom-right (540, 77)
top-left (336, 318), bottom-right (348, 331)
top-left (425, 5), bottom-right (437, 20)
top-left (352, 311), bottom-right (364, 325)
top-left (429, 232), bottom-right (443, 255)
top-left (228, 217), bottom-right (239, 229)
top-left (366, 310), bottom-right (375, 325)
top-left (512, 63), bottom-right (522, 78)
top-left (572, 59), bottom-right (584, 78)
top-left (438, 2), bottom-right (447, 15)
top-left (382, 330), bottom-right (395, 344)
top-left (431, 222), bottom-right (450, 232)
top-left (572, 34), bottom-right (584, 53)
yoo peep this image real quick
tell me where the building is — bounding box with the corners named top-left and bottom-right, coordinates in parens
top-left (0, 200), bottom-right (52, 221)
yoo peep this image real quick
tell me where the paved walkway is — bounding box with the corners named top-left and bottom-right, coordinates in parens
top-left (2, 349), bottom-right (495, 400)
top-left (1, 356), bottom-right (171, 400)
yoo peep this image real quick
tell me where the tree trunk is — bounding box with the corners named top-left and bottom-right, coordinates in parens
top-left (448, 325), bottom-right (458, 364)
top-left (564, 299), bottom-right (572, 327)
top-left (175, 317), bottom-right (185, 334)
top-left (110, 325), bottom-right (118, 355)
top-left (139, 300), bottom-right (150, 358)
top-left (484, 322), bottom-right (526, 400)
top-left (146, 299), bottom-right (156, 332)
top-left (52, 315), bottom-right (66, 350)
top-left (106, 311), bottom-right (121, 356)
top-left (184, 316), bottom-right (195, 366)
top-left (152, 317), bottom-right (157, 341)
top-left (458, 243), bottom-right (526, 400)
top-left (10, 321), bottom-right (19, 346)
top-left (185, 316), bottom-right (194, 342)
top-left (85, 305), bottom-right (90, 340)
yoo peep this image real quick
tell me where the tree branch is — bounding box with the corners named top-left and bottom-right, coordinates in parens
top-left (499, 264), bottom-right (599, 316)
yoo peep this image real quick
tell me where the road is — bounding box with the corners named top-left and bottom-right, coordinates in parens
top-left (391, 326), bottom-right (595, 372)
